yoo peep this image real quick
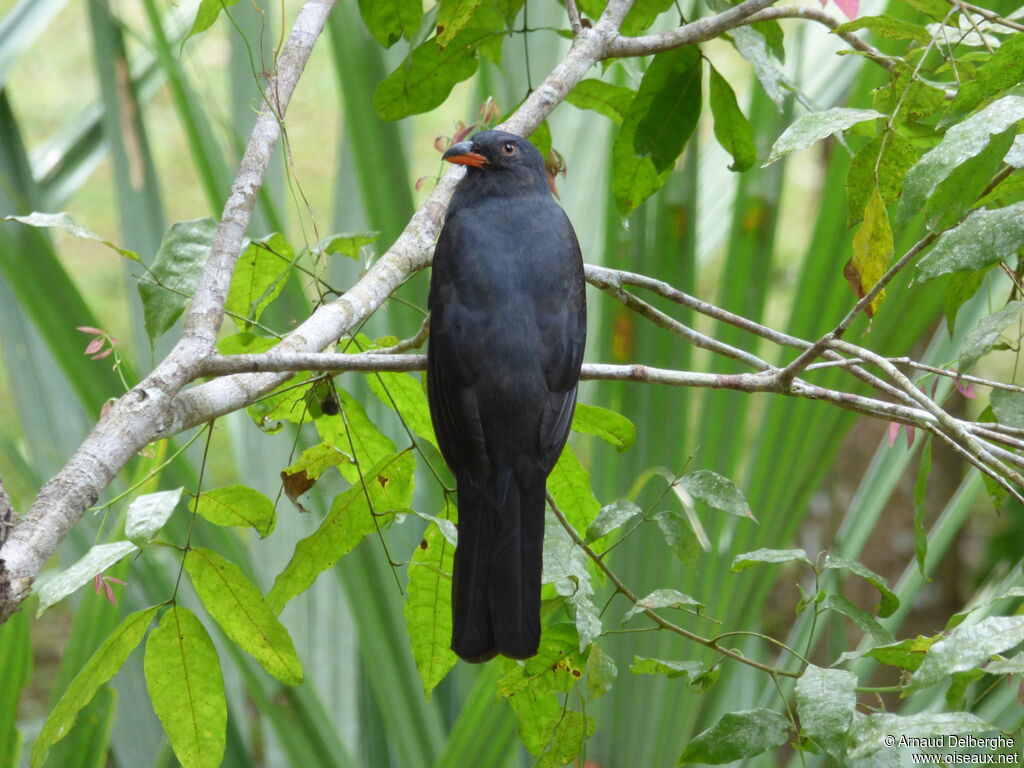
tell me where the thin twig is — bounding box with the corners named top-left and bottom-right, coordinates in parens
top-left (743, 7), bottom-right (896, 71)
top-left (546, 491), bottom-right (799, 678)
top-left (944, 0), bottom-right (1024, 32)
top-left (566, 0), bottom-right (584, 35)
top-left (373, 316), bottom-right (431, 354)
top-left (598, 284), bottom-right (772, 371)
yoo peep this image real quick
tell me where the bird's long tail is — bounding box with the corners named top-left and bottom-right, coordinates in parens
top-left (451, 471), bottom-right (546, 662)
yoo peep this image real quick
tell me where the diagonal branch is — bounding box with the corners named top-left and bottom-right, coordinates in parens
top-left (0, 0), bottom-right (339, 622)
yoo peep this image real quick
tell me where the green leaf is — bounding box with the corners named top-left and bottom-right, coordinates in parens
top-left (679, 709), bottom-right (790, 765)
top-left (543, 516), bottom-right (601, 649)
top-left (288, 441), bottom-right (353, 480)
top-left (765, 108), bottom-right (885, 166)
top-left (191, 485), bottom-right (276, 537)
top-left (565, 79), bottom-right (635, 124)
top-left (36, 540), bottom-right (138, 616)
top-left (184, 548), bottom-right (302, 685)
top-left (795, 665), bottom-right (856, 757)
top-left (498, 624), bottom-right (583, 696)
top-left (985, 653), bottom-right (1024, 675)
top-left (571, 403), bottom-right (636, 451)
top-left (246, 372), bottom-right (313, 432)
top-left (267, 451), bottom-right (415, 614)
top-left (898, 96), bottom-right (1024, 227)
top-left (848, 186), bottom-right (894, 316)
top-left (414, 511), bottom-right (459, 547)
top-left (526, 119), bottom-right (552, 163)
top-left (944, 268), bottom-right (988, 336)
top-left (216, 332), bottom-right (279, 355)
top-left (312, 231), bottom-right (379, 260)
top-left (911, 616), bottom-right (1024, 689)
top-left (586, 643), bottom-right (617, 699)
top-left (957, 301), bottom-right (1024, 373)
top-left (623, 589), bottom-right (702, 623)
top-left (654, 508), bottom-right (700, 569)
top-left (915, 203), bottom-right (1024, 284)
top-left (613, 47), bottom-right (699, 216)
top-left (373, 21), bottom-right (497, 120)
top-left (731, 548), bottom-right (812, 572)
top-left (499, 626), bottom-right (594, 764)
top-left (505, 692), bottom-right (593, 767)
top-left (585, 499), bottom-right (641, 542)
top-left (823, 555), bottom-right (899, 618)
top-left (730, 25), bottom-right (787, 108)
top-left (835, 15), bottom-right (930, 42)
top-left (32, 606), bottom-right (158, 768)
top-left (898, 0), bottom-right (953, 20)
top-left (368, 371), bottom-right (438, 449)
top-left (631, 656), bottom-right (706, 681)
top-left (436, 0), bottom-right (485, 47)
top-left (405, 521), bottom-right (458, 698)
top-left (137, 218), bottom-right (217, 346)
top-left (632, 46), bottom-right (702, 173)
top-left (620, 0), bottom-right (675, 36)
top-left (946, 668), bottom-right (985, 710)
top-left (144, 606), bottom-right (226, 768)
top-left (357, 0), bottom-right (422, 47)
top-left (708, 66), bottom-right (756, 172)
top-left (183, 0), bottom-right (240, 45)
top-left (850, 712), bottom-right (996, 759)
top-left (948, 36), bottom-right (1024, 119)
top-left (913, 437), bottom-right (931, 577)
top-left (822, 594), bottom-right (895, 645)
top-left (125, 488), bottom-right (183, 545)
top-left (548, 446), bottom-right (601, 538)
top-left (1, 211), bottom-right (138, 260)
top-left (978, 168), bottom-right (1024, 210)
top-left (846, 131), bottom-right (918, 228)
top-left (226, 233), bottom-right (293, 330)
top-left (874, 69), bottom-right (945, 124)
top-left (862, 635), bottom-right (935, 671)
top-left (991, 389), bottom-right (1024, 429)
top-left (922, 128), bottom-right (1015, 232)
top-left (679, 470), bottom-right (753, 519)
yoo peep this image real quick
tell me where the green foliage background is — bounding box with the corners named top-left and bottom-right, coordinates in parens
top-left (1, 0), bottom-right (1023, 766)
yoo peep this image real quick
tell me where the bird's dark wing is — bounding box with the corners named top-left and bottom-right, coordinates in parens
top-left (427, 215), bottom-right (491, 483)
top-left (536, 207), bottom-right (587, 471)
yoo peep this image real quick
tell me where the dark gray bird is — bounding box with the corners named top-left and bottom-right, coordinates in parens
top-left (427, 130), bottom-right (586, 662)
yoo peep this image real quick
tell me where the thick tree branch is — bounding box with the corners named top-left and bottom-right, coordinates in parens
top-left (0, 0), bottom-right (338, 622)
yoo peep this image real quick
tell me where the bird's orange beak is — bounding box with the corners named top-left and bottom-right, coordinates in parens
top-left (443, 140), bottom-right (487, 168)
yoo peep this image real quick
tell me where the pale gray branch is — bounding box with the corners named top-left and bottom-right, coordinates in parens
top-left (604, 0), bottom-right (778, 57)
top-left (743, 7), bottom-right (896, 71)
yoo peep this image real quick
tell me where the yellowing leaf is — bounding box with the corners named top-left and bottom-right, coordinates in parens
top-left (847, 187), bottom-right (893, 316)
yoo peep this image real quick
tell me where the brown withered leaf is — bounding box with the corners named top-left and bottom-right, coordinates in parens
top-left (281, 469), bottom-right (316, 514)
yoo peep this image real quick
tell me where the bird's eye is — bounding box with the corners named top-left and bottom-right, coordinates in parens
top-left (501, 142), bottom-right (517, 156)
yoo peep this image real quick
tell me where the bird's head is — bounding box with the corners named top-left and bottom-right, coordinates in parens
top-left (442, 130), bottom-right (549, 195)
